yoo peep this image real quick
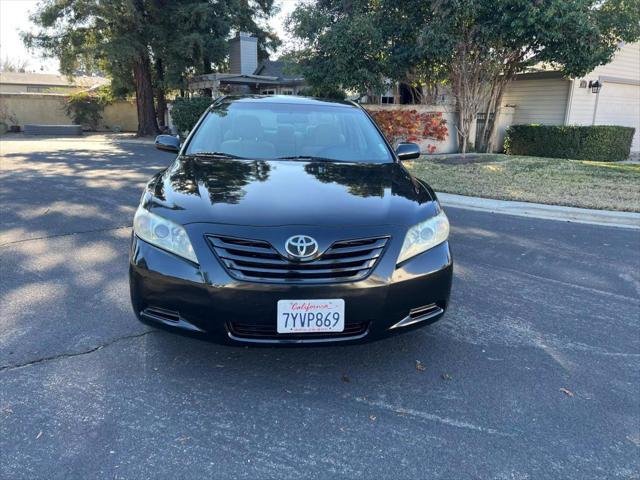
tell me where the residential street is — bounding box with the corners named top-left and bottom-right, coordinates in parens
top-left (1, 137), bottom-right (639, 479)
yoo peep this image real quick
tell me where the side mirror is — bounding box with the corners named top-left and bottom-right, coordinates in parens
top-left (155, 134), bottom-right (181, 153)
top-left (395, 142), bottom-right (421, 161)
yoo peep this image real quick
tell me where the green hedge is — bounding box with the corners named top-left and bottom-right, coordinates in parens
top-left (170, 96), bottom-right (213, 134)
top-left (504, 125), bottom-right (635, 162)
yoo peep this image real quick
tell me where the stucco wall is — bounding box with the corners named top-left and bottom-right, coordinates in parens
top-left (364, 104), bottom-right (515, 153)
top-left (102, 100), bottom-right (138, 132)
top-left (0, 92), bottom-right (138, 132)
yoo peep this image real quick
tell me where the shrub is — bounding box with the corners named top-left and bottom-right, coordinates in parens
top-left (64, 88), bottom-right (112, 130)
top-left (170, 96), bottom-right (214, 134)
top-left (367, 109), bottom-right (448, 153)
top-left (504, 125), bottom-right (635, 162)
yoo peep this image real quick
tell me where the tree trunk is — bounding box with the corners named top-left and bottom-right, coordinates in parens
top-left (156, 88), bottom-right (167, 129)
top-left (458, 116), bottom-right (468, 154)
top-left (483, 85), bottom-right (505, 153)
top-left (133, 53), bottom-right (159, 137)
top-left (156, 88), bottom-right (167, 130)
top-left (479, 76), bottom-right (509, 152)
top-left (155, 58), bottom-right (167, 129)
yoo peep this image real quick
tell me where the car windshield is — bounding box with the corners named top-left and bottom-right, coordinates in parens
top-left (185, 99), bottom-right (393, 163)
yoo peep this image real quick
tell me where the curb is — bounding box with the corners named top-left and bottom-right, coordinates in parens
top-left (437, 192), bottom-right (640, 230)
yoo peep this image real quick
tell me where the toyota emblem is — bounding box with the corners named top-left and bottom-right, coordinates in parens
top-left (285, 235), bottom-right (319, 260)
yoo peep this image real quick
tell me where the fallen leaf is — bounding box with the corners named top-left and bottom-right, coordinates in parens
top-left (441, 373), bottom-right (452, 381)
top-left (341, 375), bottom-right (351, 383)
top-left (560, 387), bottom-right (575, 397)
top-left (369, 415), bottom-right (377, 421)
top-left (36, 431), bottom-right (43, 440)
top-left (415, 360), bottom-right (426, 372)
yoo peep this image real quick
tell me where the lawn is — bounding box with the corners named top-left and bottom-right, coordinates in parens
top-left (404, 154), bottom-right (640, 212)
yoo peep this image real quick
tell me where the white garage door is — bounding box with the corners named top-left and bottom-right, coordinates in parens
top-left (596, 82), bottom-right (640, 152)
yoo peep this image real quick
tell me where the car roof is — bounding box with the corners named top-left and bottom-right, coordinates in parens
top-left (217, 95), bottom-right (358, 109)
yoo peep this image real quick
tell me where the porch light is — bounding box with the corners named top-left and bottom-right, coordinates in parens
top-left (588, 80), bottom-right (602, 94)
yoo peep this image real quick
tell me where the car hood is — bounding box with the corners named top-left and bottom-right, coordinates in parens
top-left (147, 156), bottom-right (436, 227)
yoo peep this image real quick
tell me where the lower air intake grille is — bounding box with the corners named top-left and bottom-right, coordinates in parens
top-left (141, 306), bottom-right (181, 323)
top-left (208, 235), bottom-right (388, 283)
top-left (228, 321), bottom-right (369, 340)
top-left (409, 303), bottom-right (443, 321)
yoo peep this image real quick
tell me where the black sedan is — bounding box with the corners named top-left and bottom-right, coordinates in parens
top-left (129, 95), bottom-right (452, 345)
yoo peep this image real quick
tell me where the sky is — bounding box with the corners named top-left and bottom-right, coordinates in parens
top-left (0, 0), bottom-right (299, 74)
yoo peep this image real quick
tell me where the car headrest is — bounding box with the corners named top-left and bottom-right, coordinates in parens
top-left (277, 124), bottom-right (295, 138)
top-left (232, 115), bottom-right (264, 140)
top-left (312, 123), bottom-right (340, 146)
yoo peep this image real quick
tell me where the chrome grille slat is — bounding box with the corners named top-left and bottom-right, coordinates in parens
top-left (228, 321), bottom-right (369, 339)
top-left (210, 239), bottom-right (274, 255)
top-left (225, 261), bottom-right (374, 275)
top-left (207, 235), bottom-right (388, 283)
top-left (218, 251), bottom-right (380, 267)
top-left (322, 241), bottom-right (387, 255)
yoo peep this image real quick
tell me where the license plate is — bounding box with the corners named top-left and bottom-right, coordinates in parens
top-left (277, 299), bottom-right (345, 334)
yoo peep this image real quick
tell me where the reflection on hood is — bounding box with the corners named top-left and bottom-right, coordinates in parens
top-left (167, 157), bottom-right (271, 204)
top-left (152, 156), bottom-right (435, 227)
top-left (304, 162), bottom-right (420, 200)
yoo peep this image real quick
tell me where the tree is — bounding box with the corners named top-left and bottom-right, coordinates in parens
top-left (24, 0), bottom-right (279, 136)
top-left (149, 0), bottom-right (279, 126)
top-left (286, 0), bottom-right (393, 98)
top-left (1, 56), bottom-right (29, 72)
top-left (419, 0), bottom-right (640, 152)
top-left (288, 0), bottom-right (640, 152)
top-left (287, 0), bottom-right (444, 101)
top-left (24, 0), bottom-right (160, 135)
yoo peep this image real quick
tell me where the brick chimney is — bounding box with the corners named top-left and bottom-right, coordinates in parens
top-left (229, 32), bottom-right (258, 75)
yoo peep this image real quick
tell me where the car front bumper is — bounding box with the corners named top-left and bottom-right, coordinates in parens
top-left (129, 224), bottom-right (453, 346)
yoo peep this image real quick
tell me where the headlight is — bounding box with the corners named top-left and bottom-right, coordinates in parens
top-left (133, 206), bottom-right (198, 264)
top-left (397, 211), bottom-right (449, 264)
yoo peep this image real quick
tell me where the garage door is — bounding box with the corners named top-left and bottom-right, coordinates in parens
top-left (595, 81), bottom-right (640, 152)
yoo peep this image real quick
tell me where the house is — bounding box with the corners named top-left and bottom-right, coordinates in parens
top-left (364, 42), bottom-right (639, 153)
top-left (188, 32), bottom-right (306, 96)
top-left (252, 60), bottom-right (305, 95)
top-left (0, 72), bottom-right (108, 94)
top-left (499, 42), bottom-right (640, 152)
top-left (187, 34), bottom-right (639, 154)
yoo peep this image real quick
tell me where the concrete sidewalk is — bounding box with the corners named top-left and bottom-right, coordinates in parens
top-left (438, 192), bottom-right (640, 229)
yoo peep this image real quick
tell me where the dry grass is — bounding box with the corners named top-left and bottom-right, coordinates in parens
top-left (405, 155), bottom-right (640, 212)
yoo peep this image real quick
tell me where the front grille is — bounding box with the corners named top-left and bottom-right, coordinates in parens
top-left (228, 321), bottom-right (369, 340)
top-left (207, 235), bottom-right (388, 283)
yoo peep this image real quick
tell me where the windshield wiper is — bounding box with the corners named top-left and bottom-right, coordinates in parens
top-left (276, 155), bottom-right (348, 163)
top-left (188, 151), bottom-right (247, 159)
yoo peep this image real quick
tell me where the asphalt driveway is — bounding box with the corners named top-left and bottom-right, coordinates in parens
top-left (1, 136), bottom-right (639, 479)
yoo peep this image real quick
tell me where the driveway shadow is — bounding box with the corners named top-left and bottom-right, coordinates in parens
top-left (1, 142), bottom-right (174, 244)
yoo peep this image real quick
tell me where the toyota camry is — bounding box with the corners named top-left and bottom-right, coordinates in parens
top-left (129, 95), bottom-right (453, 345)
